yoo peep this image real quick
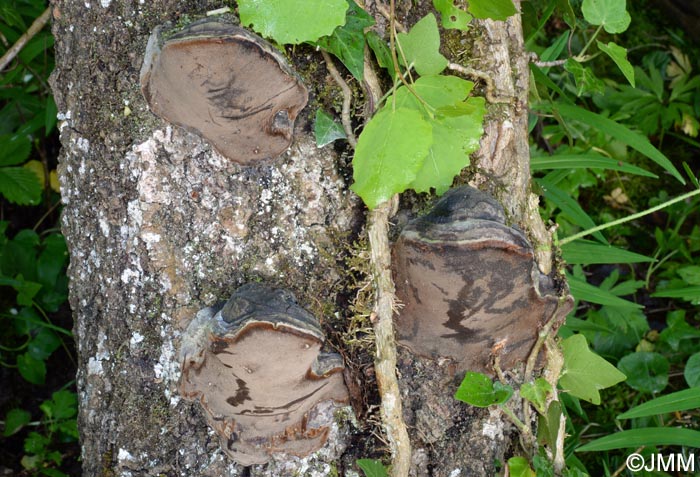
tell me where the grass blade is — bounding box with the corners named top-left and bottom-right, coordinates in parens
top-left (618, 388), bottom-right (700, 419)
top-left (531, 153), bottom-right (657, 178)
top-left (566, 273), bottom-right (642, 309)
top-left (562, 240), bottom-right (654, 265)
top-left (577, 428), bottom-right (700, 451)
top-left (537, 178), bottom-right (606, 243)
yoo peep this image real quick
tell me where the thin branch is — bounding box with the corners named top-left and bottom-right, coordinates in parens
top-left (0, 6), bottom-right (51, 72)
top-left (368, 196), bottom-right (411, 477)
top-left (447, 62), bottom-right (511, 104)
top-left (321, 50), bottom-right (358, 147)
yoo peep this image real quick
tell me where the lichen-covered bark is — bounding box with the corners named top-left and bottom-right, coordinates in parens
top-left (51, 0), bottom-right (557, 475)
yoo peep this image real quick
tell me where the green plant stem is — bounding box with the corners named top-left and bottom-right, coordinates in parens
top-left (499, 404), bottom-right (531, 440)
top-left (576, 24), bottom-right (603, 60)
top-left (560, 188), bottom-right (700, 245)
top-left (33, 301), bottom-right (76, 367)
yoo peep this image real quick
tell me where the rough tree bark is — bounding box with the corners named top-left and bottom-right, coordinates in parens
top-left (50, 0), bottom-right (557, 475)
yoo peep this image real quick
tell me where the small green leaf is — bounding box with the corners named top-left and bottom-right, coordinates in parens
top-left (597, 41), bottom-right (635, 87)
top-left (520, 378), bottom-right (552, 414)
top-left (564, 58), bottom-right (605, 96)
top-left (562, 240), bottom-right (654, 265)
top-left (41, 390), bottom-right (78, 421)
top-left (566, 273), bottom-right (641, 309)
top-left (468, 0), bottom-right (517, 20)
top-left (351, 107), bottom-right (432, 209)
top-left (537, 178), bottom-right (606, 243)
top-left (618, 387), bottom-right (700, 419)
top-left (366, 31), bottom-right (395, 80)
top-left (508, 456), bottom-right (536, 477)
top-left (357, 459), bottom-right (388, 477)
top-left (559, 334), bottom-right (626, 404)
top-left (432, 0), bottom-right (472, 30)
top-left (0, 134), bottom-right (31, 166)
top-left (17, 352), bottom-right (46, 385)
top-left (24, 431), bottom-right (50, 455)
top-left (685, 353), bottom-right (700, 388)
top-left (581, 0), bottom-right (631, 34)
top-left (316, 0), bottom-right (375, 80)
top-left (314, 110), bottom-right (347, 147)
top-left (3, 408), bottom-right (31, 437)
top-left (678, 265), bottom-right (700, 285)
top-left (239, 0), bottom-right (349, 44)
top-left (395, 14), bottom-right (447, 76)
top-left (617, 352), bottom-right (669, 394)
top-left (0, 166), bottom-right (42, 205)
top-left (455, 372), bottom-right (513, 407)
top-left (28, 328), bottom-right (61, 361)
top-left (576, 428), bottom-right (700, 452)
top-left (651, 286), bottom-right (700, 303)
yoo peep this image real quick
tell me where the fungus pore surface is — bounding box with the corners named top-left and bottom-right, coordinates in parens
top-left (392, 186), bottom-right (573, 374)
top-left (140, 19), bottom-right (308, 164)
top-left (179, 283), bottom-right (348, 466)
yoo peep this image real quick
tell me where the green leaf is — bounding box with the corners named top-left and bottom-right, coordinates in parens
top-left (314, 110), bottom-right (347, 147)
top-left (468, 0), bottom-right (517, 20)
top-left (316, 0), bottom-right (375, 80)
top-left (3, 408), bottom-right (31, 437)
top-left (356, 459), bottom-right (388, 477)
top-left (618, 387), bottom-right (700, 419)
top-left (454, 372), bottom-right (513, 407)
top-left (562, 240), bottom-right (654, 265)
top-left (566, 273), bottom-right (641, 309)
top-left (576, 428), bottom-right (700, 452)
top-left (24, 431), bottom-right (49, 454)
top-left (28, 328), bottom-right (61, 361)
top-left (617, 352), bottom-right (669, 394)
top-left (37, 234), bottom-right (68, 289)
top-left (685, 353), bottom-right (700, 388)
top-left (366, 31), bottom-right (395, 80)
top-left (0, 166), bottom-right (42, 205)
top-left (521, 378), bottom-right (552, 415)
top-left (658, 311), bottom-right (700, 350)
top-left (530, 153), bottom-right (657, 178)
top-left (651, 286), bottom-right (700, 303)
top-left (0, 134), bottom-right (31, 166)
top-left (17, 352), bottom-right (46, 385)
top-left (508, 457), bottom-right (536, 477)
top-left (559, 334), bottom-right (626, 404)
top-left (547, 103), bottom-right (685, 184)
top-left (596, 41), bottom-right (635, 87)
top-left (395, 14), bottom-right (447, 76)
top-left (351, 107), bottom-right (432, 209)
top-left (239, 0), bottom-right (349, 44)
top-left (564, 59), bottom-right (605, 96)
top-left (40, 390), bottom-right (78, 421)
top-left (678, 265), bottom-right (700, 285)
top-left (537, 178), bottom-right (606, 243)
top-left (581, 0), bottom-right (631, 34)
top-left (45, 96), bottom-right (57, 136)
top-left (432, 0), bottom-right (472, 30)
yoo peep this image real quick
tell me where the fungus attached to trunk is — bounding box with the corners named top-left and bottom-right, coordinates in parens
top-left (140, 19), bottom-right (308, 164)
top-left (179, 283), bottom-right (348, 466)
top-left (392, 186), bottom-right (573, 374)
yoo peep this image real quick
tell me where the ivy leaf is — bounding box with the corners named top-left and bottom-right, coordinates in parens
top-left (455, 372), bottom-right (513, 407)
top-left (314, 109), bottom-right (347, 147)
top-left (396, 14), bottom-right (447, 76)
top-left (432, 0), bottom-right (471, 30)
top-left (564, 58), bottom-right (605, 96)
top-left (351, 107), bottom-right (432, 209)
top-left (507, 457), bottom-right (536, 477)
top-left (316, 0), bottom-right (375, 80)
top-left (520, 378), bottom-right (552, 415)
top-left (597, 41), bottom-right (635, 87)
top-left (0, 166), bottom-right (42, 205)
top-left (468, 0), bottom-right (517, 21)
top-left (239, 0), bottom-right (349, 44)
top-left (581, 0), bottom-right (631, 34)
top-left (559, 334), bottom-right (626, 404)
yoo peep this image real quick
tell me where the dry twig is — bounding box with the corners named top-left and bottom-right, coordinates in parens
top-left (0, 7), bottom-right (51, 72)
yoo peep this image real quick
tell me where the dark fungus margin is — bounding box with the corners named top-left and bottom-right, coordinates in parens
top-left (392, 186), bottom-right (573, 374)
top-left (140, 18), bottom-right (308, 165)
top-left (179, 283), bottom-right (349, 466)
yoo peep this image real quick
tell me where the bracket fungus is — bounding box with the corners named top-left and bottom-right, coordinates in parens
top-left (140, 19), bottom-right (308, 164)
top-left (392, 186), bottom-right (573, 374)
top-left (179, 283), bottom-right (348, 466)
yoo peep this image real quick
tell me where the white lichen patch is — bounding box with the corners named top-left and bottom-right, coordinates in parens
top-left (88, 332), bottom-right (110, 375)
top-left (482, 407), bottom-right (506, 441)
top-left (129, 332), bottom-right (144, 348)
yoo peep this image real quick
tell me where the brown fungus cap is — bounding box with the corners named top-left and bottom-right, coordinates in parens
top-left (179, 283), bottom-right (348, 466)
top-left (392, 186), bottom-right (573, 374)
top-left (140, 19), bottom-right (308, 164)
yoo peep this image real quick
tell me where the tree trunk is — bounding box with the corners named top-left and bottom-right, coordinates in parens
top-left (50, 0), bottom-right (552, 475)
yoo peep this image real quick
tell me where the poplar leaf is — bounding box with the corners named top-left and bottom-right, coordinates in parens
top-left (351, 107), bottom-right (432, 209)
top-left (597, 41), bottom-right (635, 87)
top-left (468, 0), bottom-right (517, 21)
top-left (396, 14), bottom-right (447, 76)
top-left (581, 0), bottom-right (631, 34)
top-left (239, 0), bottom-right (349, 44)
top-left (432, 0), bottom-right (471, 30)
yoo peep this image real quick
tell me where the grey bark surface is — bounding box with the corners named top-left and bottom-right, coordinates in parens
top-left (50, 0), bottom-right (552, 475)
